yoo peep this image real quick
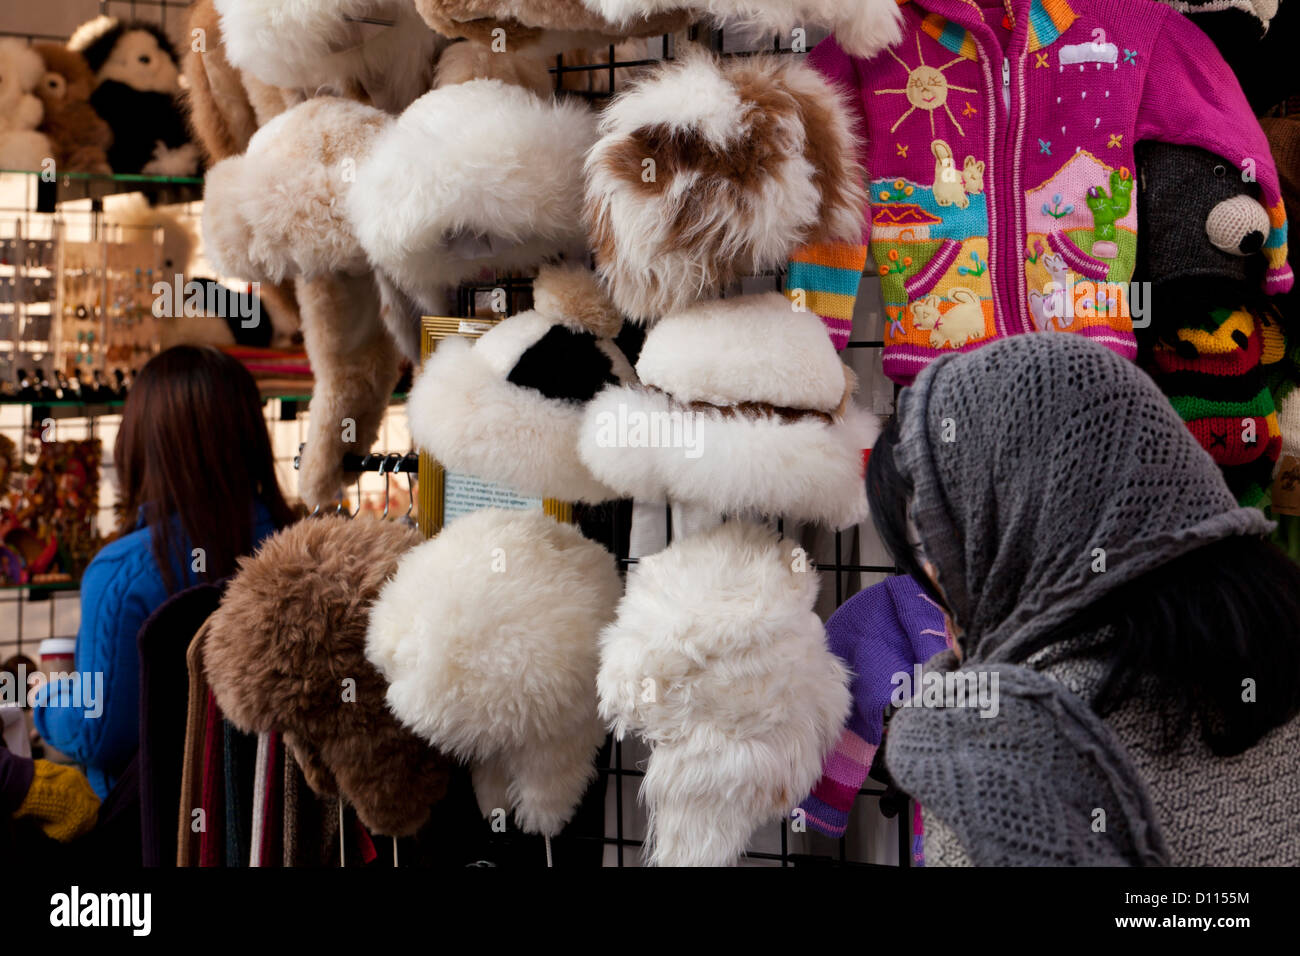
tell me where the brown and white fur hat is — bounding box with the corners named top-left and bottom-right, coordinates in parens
top-left (579, 292), bottom-right (879, 529)
top-left (203, 517), bottom-right (453, 838)
top-left (596, 519), bottom-right (851, 866)
top-left (414, 0), bottom-right (690, 57)
top-left (366, 507), bottom-right (623, 838)
top-left (407, 265), bottom-right (636, 503)
top-left (202, 96), bottom-right (389, 284)
top-left (582, 0), bottom-right (904, 59)
top-left (584, 50), bottom-right (867, 322)
top-left (346, 79), bottom-right (598, 318)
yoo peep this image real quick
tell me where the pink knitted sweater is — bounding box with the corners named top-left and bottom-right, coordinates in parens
top-left (787, 0), bottom-right (1292, 380)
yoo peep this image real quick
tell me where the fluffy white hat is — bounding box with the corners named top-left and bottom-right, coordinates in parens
top-left (213, 0), bottom-right (443, 113)
top-left (202, 97), bottom-right (388, 283)
top-left (366, 507), bottom-right (623, 837)
top-left (578, 292), bottom-right (878, 529)
top-left (584, 50), bottom-right (867, 321)
top-left (597, 519), bottom-right (850, 866)
top-left (347, 79), bottom-right (598, 313)
top-left (408, 265), bottom-right (636, 503)
top-left (583, 0), bottom-right (904, 59)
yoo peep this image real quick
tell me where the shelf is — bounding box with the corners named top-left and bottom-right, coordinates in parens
top-left (0, 169), bottom-right (204, 211)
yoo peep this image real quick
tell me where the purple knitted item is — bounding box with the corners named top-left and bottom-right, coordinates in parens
top-left (798, 576), bottom-right (948, 838)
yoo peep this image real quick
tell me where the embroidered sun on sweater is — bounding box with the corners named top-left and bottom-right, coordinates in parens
top-left (785, 0), bottom-right (1293, 381)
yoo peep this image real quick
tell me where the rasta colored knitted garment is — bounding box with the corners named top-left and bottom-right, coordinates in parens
top-left (798, 576), bottom-right (948, 838)
top-left (784, 0), bottom-right (1292, 381)
top-left (1145, 307), bottom-right (1286, 507)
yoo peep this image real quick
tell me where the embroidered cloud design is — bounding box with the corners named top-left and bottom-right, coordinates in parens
top-left (1059, 41), bottom-right (1119, 67)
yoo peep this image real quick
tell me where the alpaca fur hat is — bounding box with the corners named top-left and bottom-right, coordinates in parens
top-left (597, 519), bottom-right (851, 866)
top-left (203, 517), bottom-right (453, 837)
top-left (584, 50), bottom-right (867, 321)
top-left (347, 79), bottom-right (598, 312)
top-left (415, 0), bottom-right (689, 56)
top-left (583, 0), bottom-right (904, 59)
top-left (202, 97), bottom-right (388, 284)
top-left (408, 265), bottom-right (636, 502)
top-left (579, 292), bottom-right (879, 528)
top-left (366, 508), bottom-right (622, 837)
top-left (212, 0), bottom-right (444, 114)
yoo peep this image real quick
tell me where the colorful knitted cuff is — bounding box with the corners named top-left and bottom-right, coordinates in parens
top-left (796, 727), bottom-right (876, 838)
top-left (786, 242), bottom-right (868, 351)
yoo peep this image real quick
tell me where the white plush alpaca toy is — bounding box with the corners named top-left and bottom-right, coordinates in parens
top-left (0, 40), bottom-right (54, 171)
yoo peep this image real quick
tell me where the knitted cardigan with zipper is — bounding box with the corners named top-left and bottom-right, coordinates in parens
top-left (786, 0), bottom-right (1292, 378)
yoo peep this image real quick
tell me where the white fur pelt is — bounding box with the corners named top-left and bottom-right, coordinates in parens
top-left (584, 51), bottom-right (867, 322)
top-left (347, 79), bottom-right (596, 312)
top-left (634, 293), bottom-right (845, 409)
top-left (597, 520), bottom-right (850, 866)
top-left (366, 508), bottom-right (623, 836)
top-left (407, 267), bottom-right (635, 502)
top-left (214, 0), bottom-right (443, 114)
top-left (584, 0), bottom-right (903, 58)
top-left (202, 97), bottom-right (388, 283)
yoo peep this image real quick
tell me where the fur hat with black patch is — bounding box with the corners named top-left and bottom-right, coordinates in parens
top-left (212, 0), bottom-right (444, 115)
top-left (366, 507), bottom-right (623, 838)
top-left (347, 79), bottom-right (598, 317)
top-left (202, 97), bottom-right (388, 284)
top-left (583, 0), bottom-right (904, 59)
top-left (583, 50), bottom-right (866, 322)
top-left (203, 517), bottom-right (454, 837)
top-left (578, 292), bottom-right (879, 529)
top-left (414, 0), bottom-right (690, 57)
top-left (408, 265), bottom-right (636, 503)
top-left (597, 519), bottom-right (851, 866)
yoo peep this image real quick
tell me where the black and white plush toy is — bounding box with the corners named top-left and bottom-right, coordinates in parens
top-left (70, 16), bottom-right (200, 175)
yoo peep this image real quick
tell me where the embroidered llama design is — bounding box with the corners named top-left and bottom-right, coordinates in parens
top-left (911, 288), bottom-right (986, 348)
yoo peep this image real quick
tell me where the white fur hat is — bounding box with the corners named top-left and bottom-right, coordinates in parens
top-left (582, 0), bottom-right (904, 59)
top-left (408, 266), bottom-right (636, 503)
top-left (365, 507), bottom-right (623, 837)
top-left (578, 292), bottom-right (878, 529)
top-left (347, 79), bottom-right (598, 313)
top-left (202, 97), bottom-right (388, 283)
top-left (584, 50), bottom-right (867, 321)
top-left (597, 519), bottom-right (850, 866)
top-left (213, 0), bottom-right (444, 113)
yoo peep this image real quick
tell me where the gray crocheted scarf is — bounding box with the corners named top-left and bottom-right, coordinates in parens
top-left (883, 334), bottom-right (1273, 866)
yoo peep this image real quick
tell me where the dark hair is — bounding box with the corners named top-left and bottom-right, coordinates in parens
top-left (866, 414), bottom-right (1300, 757)
top-left (115, 346), bottom-right (295, 593)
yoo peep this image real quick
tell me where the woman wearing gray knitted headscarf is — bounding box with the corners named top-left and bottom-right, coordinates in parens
top-left (868, 333), bottom-right (1300, 866)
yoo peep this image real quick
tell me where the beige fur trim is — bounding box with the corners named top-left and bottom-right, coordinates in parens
top-left (532, 264), bottom-right (624, 337)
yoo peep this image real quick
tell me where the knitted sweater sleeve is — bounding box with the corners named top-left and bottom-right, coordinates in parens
top-left (1135, 9), bottom-right (1292, 293)
top-left (784, 35), bottom-right (870, 351)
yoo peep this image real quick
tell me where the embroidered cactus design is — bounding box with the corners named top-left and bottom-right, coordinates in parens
top-left (957, 250), bottom-right (987, 277)
top-left (1042, 193), bottom-right (1075, 219)
top-left (1085, 168), bottom-right (1133, 243)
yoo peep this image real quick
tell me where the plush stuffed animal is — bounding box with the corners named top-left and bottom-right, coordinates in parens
top-left (0, 39), bottom-right (54, 172)
top-left (69, 17), bottom-right (199, 175)
top-left (32, 45), bottom-right (112, 175)
top-left (414, 0), bottom-right (690, 56)
top-left (1135, 141), bottom-right (1296, 507)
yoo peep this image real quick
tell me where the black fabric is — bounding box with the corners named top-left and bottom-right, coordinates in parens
top-left (136, 580), bottom-right (224, 867)
top-left (89, 82), bottom-right (191, 175)
top-left (222, 721), bottom-right (258, 867)
top-left (506, 326), bottom-right (617, 403)
top-left (1190, 5), bottom-right (1300, 113)
top-left (190, 277), bottom-right (276, 348)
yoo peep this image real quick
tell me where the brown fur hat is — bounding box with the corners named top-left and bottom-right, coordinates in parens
top-left (33, 44), bottom-right (112, 174)
top-left (204, 516), bottom-right (452, 837)
top-left (584, 50), bottom-right (868, 322)
top-left (415, 0), bottom-right (688, 55)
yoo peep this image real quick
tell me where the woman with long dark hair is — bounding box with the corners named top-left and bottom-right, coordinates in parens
top-left (871, 333), bottom-right (1300, 865)
top-left (35, 346), bottom-right (294, 799)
